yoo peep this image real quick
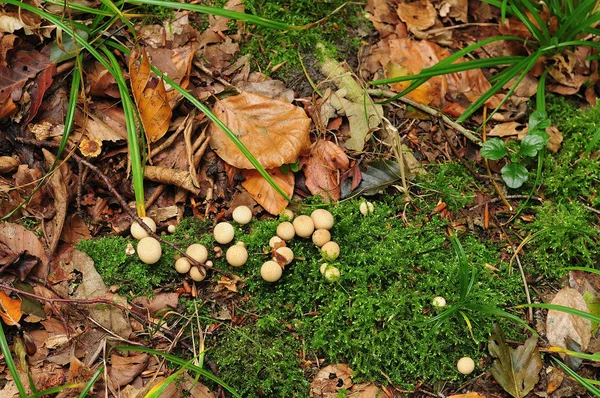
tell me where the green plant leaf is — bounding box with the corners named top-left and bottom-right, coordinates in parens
top-left (519, 134), bottom-right (545, 157)
top-left (481, 138), bottom-right (508, 160)
top-left (501, 163), bottom-right (528, 188)
top-left (528, 110), bottom-right (551, 134)
top-left (554, 358), bottom-right (600, 397)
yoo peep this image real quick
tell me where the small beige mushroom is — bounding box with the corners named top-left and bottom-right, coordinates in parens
top-left (321, 241), bottom-right (340, 260)
top-left (312, 229), bottom-right (331, 247)
top-left (311, 209), bottom-right (334, 230)
top-left (275, 246), bottom-right (294, 265)
top-left (293, 215), bottom-right (314, 238)
top-left (167, 224), bottom-right (176, 234)
top-left (130, 217), bottom-right (157, 240)
top-left (261, 261), bottom-right (283, 282)
top-left (214, 222), bottom-right (235, 244)
top-left (226, 245), bottom-right (248, 267)
top-left (175, 257), bottom-right (191, 274)
top-left (186, 244), bottom-right (208, 264)
top-left (276, 222), bottom-right (295, 241)
top-left (324, 266), bottom-right (340, 282)
top-left (457, 357), bottom-right (475, 375)
top-left (269, 236), bottom-right (285, 248)
top-left (137, 237), bottom-right (162, 264)
top-left (232, 206), bottom-right (253, 225)
top-left (359, 201), bottom-right (374, 216)
top-left (189, 266), bottom-right (207, 282)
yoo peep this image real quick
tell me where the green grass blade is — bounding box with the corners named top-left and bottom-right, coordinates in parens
top-left (371, 56), bottom-right (523, 85)
top-left (449, 235), bottom-right (475, 300)
top-left (554, 358), bottom-right (600, 397)
top-left (559, 266), bottom-right (600, 276)
top-left (145, 361), bottom-right (191, 398)
top-left (463, 303), bottom-right (537, 334)
top-left (78, 365), bottom-right (104, 397)
top-left (98, 0), bottom-right (136, 38)
top-left (124, 0), bottom-right (293, 30)
top-left (514, 0), bottom-right (550, 43)
top-left (549, 346), bottom-right (600, 361)
top-left (0, 323), bottom-right (27, 397)
top-left (45, 0), bottom-right (114, 16)
top-left (519, 303), bottom-right (600, 324)
top-left (114, 346), bottom-right (241, 397)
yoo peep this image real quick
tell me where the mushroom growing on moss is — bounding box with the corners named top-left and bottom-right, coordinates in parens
top-left (261, 261), bottom-right (283, 282)
top-left (214, 222), bottom-right (235, 244)
top-left (130, 217), bottom-right (157, 240)
top-left (232, 206), bottom-right (253, 225)
top-left (274, 246), bottom-right (294, 265)
top-left (324, 266), bottom-right (340, 282)
top-left (312, 229), bottom-right (331, 247)
top-left (321, 241), bottom-right (340, 260)
top-left (269, 236), bottom-right (285, 248)
top-left (189, 266), bottom-right (207, 282)
top-left (359, 201), bottom-right (374, 216)
top-left (137, 237), bottom-right (162, 264)
top-left (311, 209), bottom-right (334, 230)
top-left (226, 245), bottom-right (248, 267)
top-left (175, 257), bottom-right (191, 274)
top-left (293, 215), bottom-right (314, 238)
top-left (457, 357), bottom-right (475, 375)
top-left (276, 222), bottom-right (295, 241)
top-left (186, 244), bottom-right (208, 264)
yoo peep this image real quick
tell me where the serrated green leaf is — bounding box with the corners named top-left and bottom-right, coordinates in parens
top-left (519, 134), bottom-right (545, 157)
top-left (481, 138), bottom-right (508, 160)
top-left (501, 163), bottom-right (528, 188)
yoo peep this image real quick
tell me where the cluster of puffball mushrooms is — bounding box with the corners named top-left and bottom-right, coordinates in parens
top-left (129, 205), bottom-right (340, 283)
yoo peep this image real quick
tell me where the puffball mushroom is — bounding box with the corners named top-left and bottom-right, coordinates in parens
top-left (312, 229), bottom-right (331, 247)
top-left (359, 201), bottom-right (375, 216)
top-left (281, 209), bottom-right (294, 220)
top-left (189, 266), bottom-right (207, 282)
top-left (311, 209), bottom-right (334, 230)
top-left (137, 237), bottom-right (162, 264)
top-left (167, 224), bottom-right (176, 234)
top-left (457, 357), bottom-right (475, 375)
top-left (319, 263), bottom-right (329, 274)
top-left (186, 244), bottom-right (208, 264)
top-left (232, 206), bottom-right (253, 225)
top-left (269, 236), bottom-right (284, 248)
top-left (324, 266), bottom-right (340, 282)
top-left (293, 215), bottom-right (314, 238)
top-left (175, 257), bottom-right (191, 274)
top-left (321, 241), bottom-right (340, 260)
top-left (214, 222), bottom-right (235, 244)
top-left (275, 247), bottom-right (294, 265)
top-left (432, 296), bottom-right (447, 308)
top-left (276, 222), bottom-right (295, 241)
top-left (130, 217), bottom-right (157, 240)
top-left (226, 245), bottom-right (248, 267)
top-left (261, 260), bottom-right (283, 282)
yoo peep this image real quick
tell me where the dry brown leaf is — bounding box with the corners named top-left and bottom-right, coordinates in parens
top-left (488, 122), bottom-right (528, 138)
top-left (42, 149), bottom-right (70, 255)
top-left (60, 214), bottom-right (91, 244)
top-left (546, 366), bottom-right (564, 394)
top-left (0, 155), bottom-right (19, 173)
top-left (216, 275), bottom-right (242, 293)
top-left (396, 1), bottom-right (437, 33)
top-left (304, 140), bottom-right (350, 203)
top-left (310, 364), bottom-right (353, 398)
top-left (0, 222), bottom-right (49, 279)
top-left (129, 49), bottom-right (172, 143)
top-left (209, 92), bottom-right (311, 169)
top-left (366, 0), bottom-right (401, 39)
top-left (547, 287), bottom-right (591, 352)
top-left (108, 353), bottom-right (149, 388)
top-left (132, 292), bottom-right (179, 317)
top-left (241, 167), bottom-right (294, 215)
top-left (348, 382), bottom-right (384, 397)
top-left (447, 394), bottom-right (487, 398)
top-left (0, 291), bottom-right (22, 326)
top-left (436, 0), bottom-right (468, 22)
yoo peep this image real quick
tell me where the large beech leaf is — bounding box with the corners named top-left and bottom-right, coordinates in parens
top-left (0, 222), bottom-right (49, 279)
top-left (129, 49), bottom-right (172, 143)
top-left (489, 323), bottom-right (542, 398)
top-left (0, 290), bottom-right (22, 326)
top-left (547, 287), bottom-right (591, 351)
top-left (304, 140), bottom-right (350, 202)
top-left (209, 92), bottom-right (311, 169)
top-left (241, 167), bottom-right (294, 215)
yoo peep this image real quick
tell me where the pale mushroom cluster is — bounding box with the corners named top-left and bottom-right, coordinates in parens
top-left (264, 208), bottom-right (340, 283)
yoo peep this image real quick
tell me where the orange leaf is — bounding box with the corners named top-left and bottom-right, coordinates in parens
top-left (0, 291), bottom-right (22, 326)
top-left (241, 168), bottom-right (294, 215)
top-left (209, 92), bottom-right (311, 169)
top-left (448, 394), bottom-right (487, 398)
top-left (129, 50), bottom-right (172, 143)
top-left (304, 140), bottom-right (350, 202)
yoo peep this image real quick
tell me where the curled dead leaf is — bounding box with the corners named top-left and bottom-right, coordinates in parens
top-left (241, 167), bottom-right (294, 215)
top-left (304, 140), bottom-right (350, 202)
top-left (0, 290), bottom-right (22, 326)
top-left (209, 92), bottom-right (311, 169)
top-left (547, 287), bottom-right (591, 352)
top-left (310, 364), bottom-right (353, 398)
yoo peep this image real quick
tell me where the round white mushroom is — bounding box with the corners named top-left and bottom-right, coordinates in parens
top-left (186, 244), bottom-right (208, 264)
top-left (312, 229), bottom-right (331, 247)
top-left (324, 266), bottom-right (340, 282)
top-left (311, 209), bottom-right (334, 230)
top-left (457, 357), bottom-right (475, 375)
top-left (130, 217), bottom-right (157, 240)
top-left (321, 241), bottom-right (340, 260)
top-left (359, 201), bottom-right (374, 216)
top-left (137, 237), bottom-right (162, 264)
top-left (175, 257), bottom-right (191, 274)
top-left (261, 261), bottom-right (283, 282)
top-left (432, 296), bottom-right (447, 308)
top-left (276, 222), bottom-right (295, 241)
top-left (281, 209), bottom-right (294, 220)
top-left (232, 206), bottom-right (253, 225)
top-left (269, 236), bottom-right (285, 248)
top-left (275, 246), bottom-right (294, 265)
top-left (226, 245), bottom-right (248, 267)
top-left (214, 222), bottom-right (235, 244)
top-left (189, 266), bottom-right (207, 282)
top-left (167, 224), bottom-right (176, 234)
top-left (293, 215), bottom-right (314, 238)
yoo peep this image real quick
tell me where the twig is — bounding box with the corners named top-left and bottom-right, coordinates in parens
top-left (499, 225), bottom-right (533, 321)
top-left (369, 88), bottom-right (482, 145)
top-left (15, 137), bottom-right (234, 279)
top-left (468, 195), bottom-right (543, 211)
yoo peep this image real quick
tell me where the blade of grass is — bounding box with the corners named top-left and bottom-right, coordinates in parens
top-left (518, 303), bottom-right (600, 324)
top-left (560, 266), bottom-right (600, 276)
top-left (0, 323), bottom-right (27, 397)
top-left (449, 235), bottom-right (476, 301)
top-left (463, 303), bottom-right (537, 334)
top-left (554, 358), bottom-right (600, 397)
top-left (114, 346), bottom-right (241, 397)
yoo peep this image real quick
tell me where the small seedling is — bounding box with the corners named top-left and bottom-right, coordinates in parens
top-left (137, 237), bottom-right (162, 264)
top-left (131, 217), bottom-right (157, 239)
top-left (293, 215), bottom-right (315, 238)
top-left (456, 357), bottom-right (475, 375)
top-left (214, 222), bottom-right (235, 244)
top-left (232, 206), bottom-right (253, 225)
top-left (261, 260), bottom-right (283, 282)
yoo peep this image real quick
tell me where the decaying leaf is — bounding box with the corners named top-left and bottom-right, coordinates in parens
top-left (304, 140), bottom-right (350, 202)
top-left (108, 353), bottom-right (149, 388)
top-left (0, 291), bottom-right (22, 326)
top-left (209, 92), bottom-right (311, 169)
top-left (129, 49), bottom-right (172, 143)
top-left (447, 394), bottom-right (486, 398)
top-left (488, 323), bottom-right (542, 398)
top-left (241, 167), bottom-right (294, 215)
top-left (0, 155), bottom-right (19, 173)
top-left (310, 364), bottom-right (353, 398)
top-left (547, 287), bottom-right (591, 352)
top-left (345, 159), bottom-right (402, 198)
top-left (396, 0), bottom-right (437, 33)
top-left (0, 222), bottom-right (49, 279)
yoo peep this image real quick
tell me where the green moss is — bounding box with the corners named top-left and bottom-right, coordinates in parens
top-left (415, 162), bottom-right (479, 212)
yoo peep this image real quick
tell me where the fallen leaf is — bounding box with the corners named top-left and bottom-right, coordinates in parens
top-left (489, 323), bottom-right (542, 398)
top-left (132, 292), bottom-right (179, 317)
top-left (310, 364), bottom-right (353, 398)
top-left (546, 366), bottom-right (564, 394)
top-left (129, 49), bottom-right (172, 143)
top-left (60, 214), bottom-right (92, 244)
top-left (241, 167), bottom-right (294, 215)
top-left (207, 0), bottom-right (244, 33)
top-left (547, 287), bottom-right (591, 352)
top-left (304, 140), bottom-right (350, 202)
top-left (215, 275), bottom-right (242, 293)
top-left (13, 281), bottom-right (45, 322)
top-left (345, 159), bottom-right (402, 198)
top-left (437, 0), bottom-right (468, 22)
top-left (488, 122), bottom-right (528, 138)
top-left (23, 63), bottom-right (55, 126)
top-left (87, 61), bottom-right (120, 98)
top-left (348, 382), bottom-right (385, 397)
top-left (0, 155), bottom-right (19, 173)
top-left (397, 1), bottom-right (437, 33)
top-left (210, 92), bottom-right (311, 169)
top-left (42, 149), bottom-right (70, 255)
top-left (0, 290), bottom-right (22, 326)
top-left (108, 353), bottom-right (149, 388)
top-left (0, 222), bottom-right (49, 279)
top-left (447, 394), bottom-right (487, 398)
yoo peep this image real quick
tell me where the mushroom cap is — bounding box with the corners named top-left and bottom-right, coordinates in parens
top-left (137, 237), bottom-right (162, 264)
top-left (186, 244), bottom-right (208, 263)
top-left (189, 266), bottom-right (207, 282)
top-left (261, 260), bottom-right (283, 282)
top-left (131, 217), bottom-right (157, 240)
top-left (312, 229), bottom-right (331, 247)
top-left (232, 206), bottom-right (253, 225)
top-left (324, 266), bottom-right (340, 281)
top-left (276, 222), bottom-right (295, 241)
top-left (359, 201), bottom-right (374, 216)
top-left (167, 224), bottom-right (176, 234)
top-left (175, 257), bottom-right (191, 274)
top-left (226, 245), bottom-right (248, 267)
top-left (311, 209), bottom-right (334, 230)
top-left (457, 357), bottom-right (475, 375)
top-left (275, 246), bottom-right (294, 265)
top-left (319, 263), bottom-right (329, 275)
top-left (432, 296), bottom-right (446, 308)
top-left (293, 215), bottom-right (314, 238)
top-left (269, 236), bottom-right (284, 248)
top-left (214, 222), bottom-right (235, 244)
top-left (281, 209), bottom-right (294, 221)
top-left (321, 241), bottom-right (340, 260)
